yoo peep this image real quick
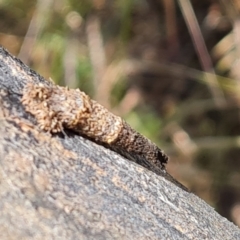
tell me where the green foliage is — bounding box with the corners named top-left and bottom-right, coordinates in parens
top-left (126, 108), bottom-right (162, 144)
top-left (76, 56), bottom-right (93, 95)
top-left (117, 0), bottom-right (134, 43)
top-left (67, 0), bottom-right (93, 17)
top-left (110, 76), bottom-right (128, 107)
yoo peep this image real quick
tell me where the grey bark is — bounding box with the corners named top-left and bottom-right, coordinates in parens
top-left (0, 46), bottom-right (239, 239)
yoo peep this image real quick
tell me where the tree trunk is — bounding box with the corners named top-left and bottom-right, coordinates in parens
top-left (0, 46), bottom-right (239, 239)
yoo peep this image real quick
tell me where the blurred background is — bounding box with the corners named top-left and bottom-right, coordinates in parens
top-left (1, 0), bottom-right (240, 226)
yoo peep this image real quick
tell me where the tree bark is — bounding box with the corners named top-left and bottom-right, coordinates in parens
top-left (0, 46), bottom-right (239, 239)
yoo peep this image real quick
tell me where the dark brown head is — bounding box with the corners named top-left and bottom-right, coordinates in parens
top-left (157, 150), bottom-right (168, 166)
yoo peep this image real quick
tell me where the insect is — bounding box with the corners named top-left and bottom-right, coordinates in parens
top-left (22, 82), bottom-right (187, 191)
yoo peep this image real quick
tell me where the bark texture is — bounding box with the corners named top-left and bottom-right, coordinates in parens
top-left (0, 46), bottom-right (239, 239)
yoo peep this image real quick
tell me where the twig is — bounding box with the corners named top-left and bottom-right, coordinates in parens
top-left (18, 0), bottom-right (53, 64)
top-left (177, 0), bottom-right (226, 107)
top-left (86, 15), bottom-right (107, 105)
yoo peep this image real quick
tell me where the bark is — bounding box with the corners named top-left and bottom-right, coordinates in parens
top-left (0, 46), bottom-right (239, 239)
